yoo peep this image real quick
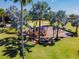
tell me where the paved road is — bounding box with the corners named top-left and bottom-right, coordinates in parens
top-left (45, 27), bottom-right (70, 39)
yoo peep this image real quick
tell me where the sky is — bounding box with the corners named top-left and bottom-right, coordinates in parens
top-left (0, 0), bottom-right (79, 15)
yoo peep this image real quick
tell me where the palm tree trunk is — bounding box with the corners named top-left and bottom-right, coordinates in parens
top-left (2, 15), bottom-right (5, 26)
top-left (75, 25), bottom-right (78, 37)
top-left (32, 22), bottom-right (34, 41)
top-left (53, 26), bottom-right (54, 38)
top-left (20, 0), bottom-right (24, 59)
top-left (32, 0), bottom-right (35, 41)
top-left (56, 22), bottom-right (59, 39)
top-left (1, 16), bottom-right (5, 33)
top-left (50, 22), bottom-right (54, 38)
top-left (39, 19), bottom-right (41, 41)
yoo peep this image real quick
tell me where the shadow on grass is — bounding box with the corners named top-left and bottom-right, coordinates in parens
top-left (60, 27), bottom-right (78, 37)
top-left (0, 37), bottom-right (35, 58)
top-left (38, 37), bottom-right (56, 47)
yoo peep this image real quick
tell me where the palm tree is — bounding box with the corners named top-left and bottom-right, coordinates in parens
top-left (70, 15), bottom-right (79, 36)
top-left (0, 8), bottom-right (7, 26)
top-left (4, 0), bottom-right (32, 59)
top-left (49, 11), bottom-right (56, 38)
top-left (30, 1), bottom-right (50, 41)
top-left (43, 8), bottom-right (56, 38)
top-left (15, 0), bottom-right (32, 59)
top-left (72, 20), bottom-right (79, 36)
top-left (56, 10), bottom-right (66, 39)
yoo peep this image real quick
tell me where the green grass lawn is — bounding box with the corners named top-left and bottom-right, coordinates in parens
top-left (0, 21), bottom-right (79, 59)
top-left (0, 33), bottom-right (17, 39)
top-left (65, 22), bottom-right (79, 34)
top-left (27, 20), bottom-right (50, 27)
top-left (27, 37), bottom-right (79, 59)
top-left (0, 33), bottom-right (79, 59)
top-left (27, 20), bottom-right (79, 35)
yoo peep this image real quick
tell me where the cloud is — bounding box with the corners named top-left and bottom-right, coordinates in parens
top-left (66, 8), bottom-right (79, 15)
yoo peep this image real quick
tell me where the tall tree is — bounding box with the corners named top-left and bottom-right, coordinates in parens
top-left (56, 10), bottom-right (66, 39)
top-left (0, 8), bottom-right (7, 25)
top-left (4, 0), bottom-right (32, 59)
top-left (70, 14), bottom-right (79, 36)
top-left (14, 0), bottom-right (32, 59)
top-left (49, 11), bottom-right (56, 38)
top-left (29, 1), bottom-right (50, 40)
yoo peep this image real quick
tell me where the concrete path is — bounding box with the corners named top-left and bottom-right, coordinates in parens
top-left (45, 27), bottom-right (70, 39)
